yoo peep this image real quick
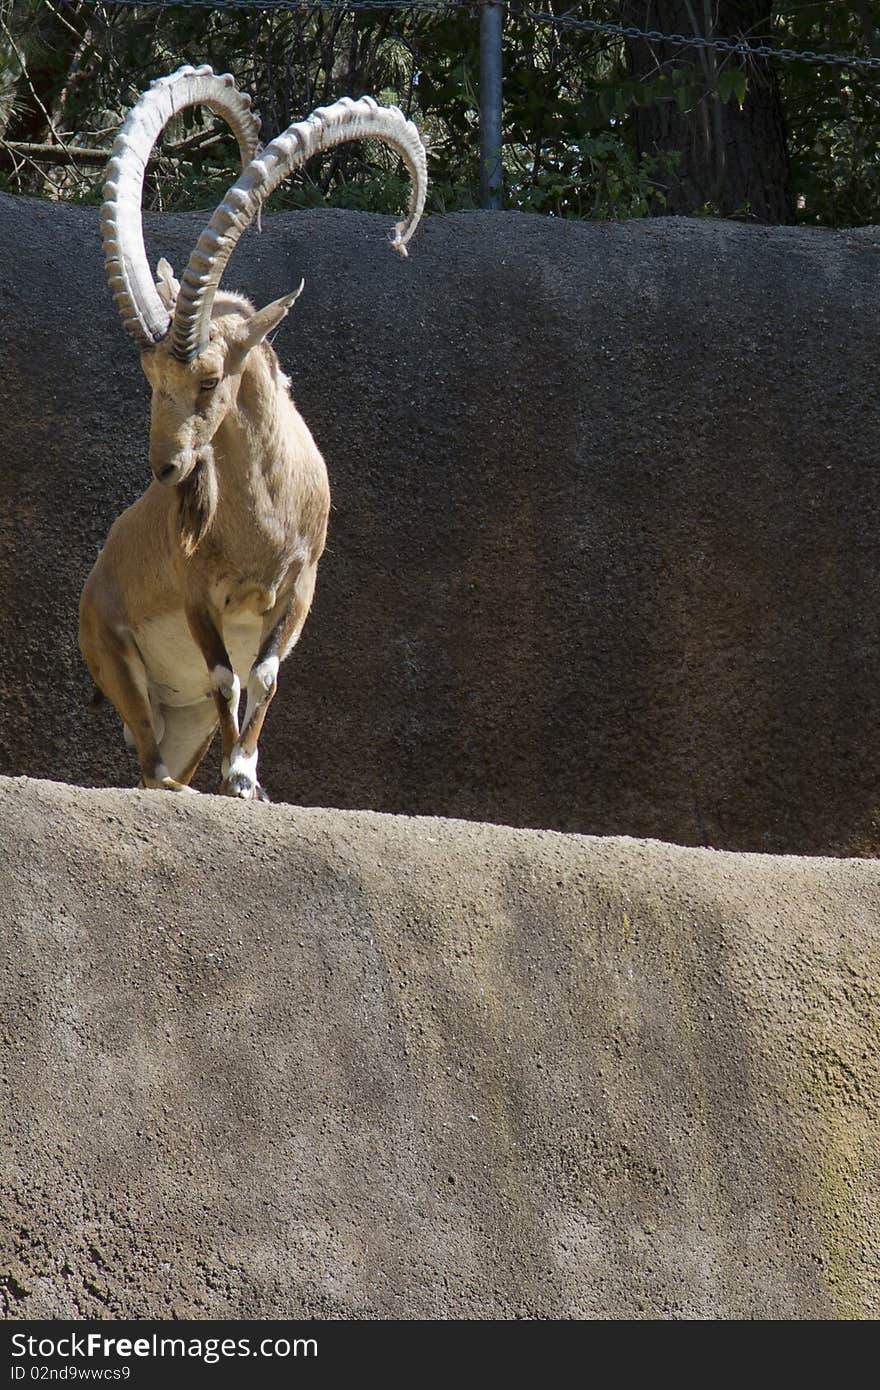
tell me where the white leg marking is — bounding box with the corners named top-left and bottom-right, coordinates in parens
top-left (223, 743), bottom-right (260, 799)
top-left (211, 665), bottom-right (241, 745)
top-left (255, 653), bottom-right (280, 689)
top-left (244, 653), bottom-right (280, 729)
top-left (211, 664), bottom-right (240, 711)
top-left (228, 745), bottom-right (258, 784)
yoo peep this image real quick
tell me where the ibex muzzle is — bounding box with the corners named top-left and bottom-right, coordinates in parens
top-left (149, 433), bottom-right (207, 488)
top-left (147, 365), bottom-right (219, 487)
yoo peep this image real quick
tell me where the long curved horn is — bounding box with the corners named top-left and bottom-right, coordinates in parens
top-left (101, 65), bottom-right (261, 350)
top-left (170, 96), bottom-right (428, 363)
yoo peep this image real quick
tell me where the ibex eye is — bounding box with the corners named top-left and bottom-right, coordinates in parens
top-left (200, 377), bottom-right (219, 391)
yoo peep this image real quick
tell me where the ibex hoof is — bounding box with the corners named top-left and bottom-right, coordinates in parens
top-left (142, 776), bottom-right (197, 793)
top-left (222, 745), bottom-right (264, 800)
top-left (220, 772), bottom-right (263, 801)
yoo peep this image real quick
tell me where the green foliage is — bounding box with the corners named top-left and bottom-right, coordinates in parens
top-left (0, 0), bottom-right (878, 227)
top-left (773, 1), bottom-right (880, 226)
top-left (507, 132), bottom-right (674, 219)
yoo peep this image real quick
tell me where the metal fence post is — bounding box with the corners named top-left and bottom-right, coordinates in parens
top-left (479, 0), bottom-right (503, 209)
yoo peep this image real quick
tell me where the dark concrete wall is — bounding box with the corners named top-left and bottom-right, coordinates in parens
top-left (2, 776), bottom-right (878, 1318)
top-left (2, 193), bottom-right (879, 853)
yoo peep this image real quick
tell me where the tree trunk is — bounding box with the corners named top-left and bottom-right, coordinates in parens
top-left (853, 0), bottom-right (880, 58)
top-left (3, 0), bottom-right (85, 146)
top-left (620, 1), bottom-right (794, 223)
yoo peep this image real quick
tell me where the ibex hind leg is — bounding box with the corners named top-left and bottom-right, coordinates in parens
top-left (81, 619), bottom-right (192, 792)
top-left (157, 700), bottom-right (218, 787)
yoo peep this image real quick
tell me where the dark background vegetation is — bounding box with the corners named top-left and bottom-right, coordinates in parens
top-left (0, 0), bottom-right (878, 226)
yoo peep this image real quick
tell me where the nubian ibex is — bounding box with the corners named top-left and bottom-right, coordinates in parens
top-left (80, 66), bottom-right (427, 800)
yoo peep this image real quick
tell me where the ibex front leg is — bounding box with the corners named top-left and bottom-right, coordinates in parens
top-left (184, 604), bottom-right (242, 785)
top-left (223, 565), bottom-right (318, 802)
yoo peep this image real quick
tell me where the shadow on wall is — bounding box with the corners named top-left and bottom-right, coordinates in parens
top-left (1, 194), bottom-right (879, 855)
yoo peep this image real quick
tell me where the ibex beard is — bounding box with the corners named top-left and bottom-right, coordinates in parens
top-left (79, 274), bottom-right (329, 801)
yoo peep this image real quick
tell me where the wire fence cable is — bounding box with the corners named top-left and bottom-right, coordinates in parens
top-left (521, 9), bottom-right (880, 70)
top-left (90, 0), bottom-right (880, 71)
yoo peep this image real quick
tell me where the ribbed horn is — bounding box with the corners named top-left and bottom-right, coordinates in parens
top-left (170, 96), bottom-right (428, 363)
top-left (101, 65), bottom-right (261, 350)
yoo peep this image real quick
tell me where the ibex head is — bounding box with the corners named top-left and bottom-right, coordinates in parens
top-left (143, 258), bottom-right (303, 487)
top-left (101, 66), bottom-right (428, 486)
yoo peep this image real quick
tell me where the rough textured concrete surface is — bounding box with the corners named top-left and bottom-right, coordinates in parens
top-left (1, 194), bottom-right (880, 853)
top-left (1, 775), bottom-right (878, 1319)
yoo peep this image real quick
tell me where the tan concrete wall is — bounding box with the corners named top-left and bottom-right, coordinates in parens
top-left (2, 777), bottom-right (877, 1318)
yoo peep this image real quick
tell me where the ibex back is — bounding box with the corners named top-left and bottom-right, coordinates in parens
top-left (79, 68), bottom-right (427, 800)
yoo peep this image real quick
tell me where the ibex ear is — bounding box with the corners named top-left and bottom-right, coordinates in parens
top-left (155, 258), bottom-right (180, 310)
top-left (237, 280), bottom-right (305, 360)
